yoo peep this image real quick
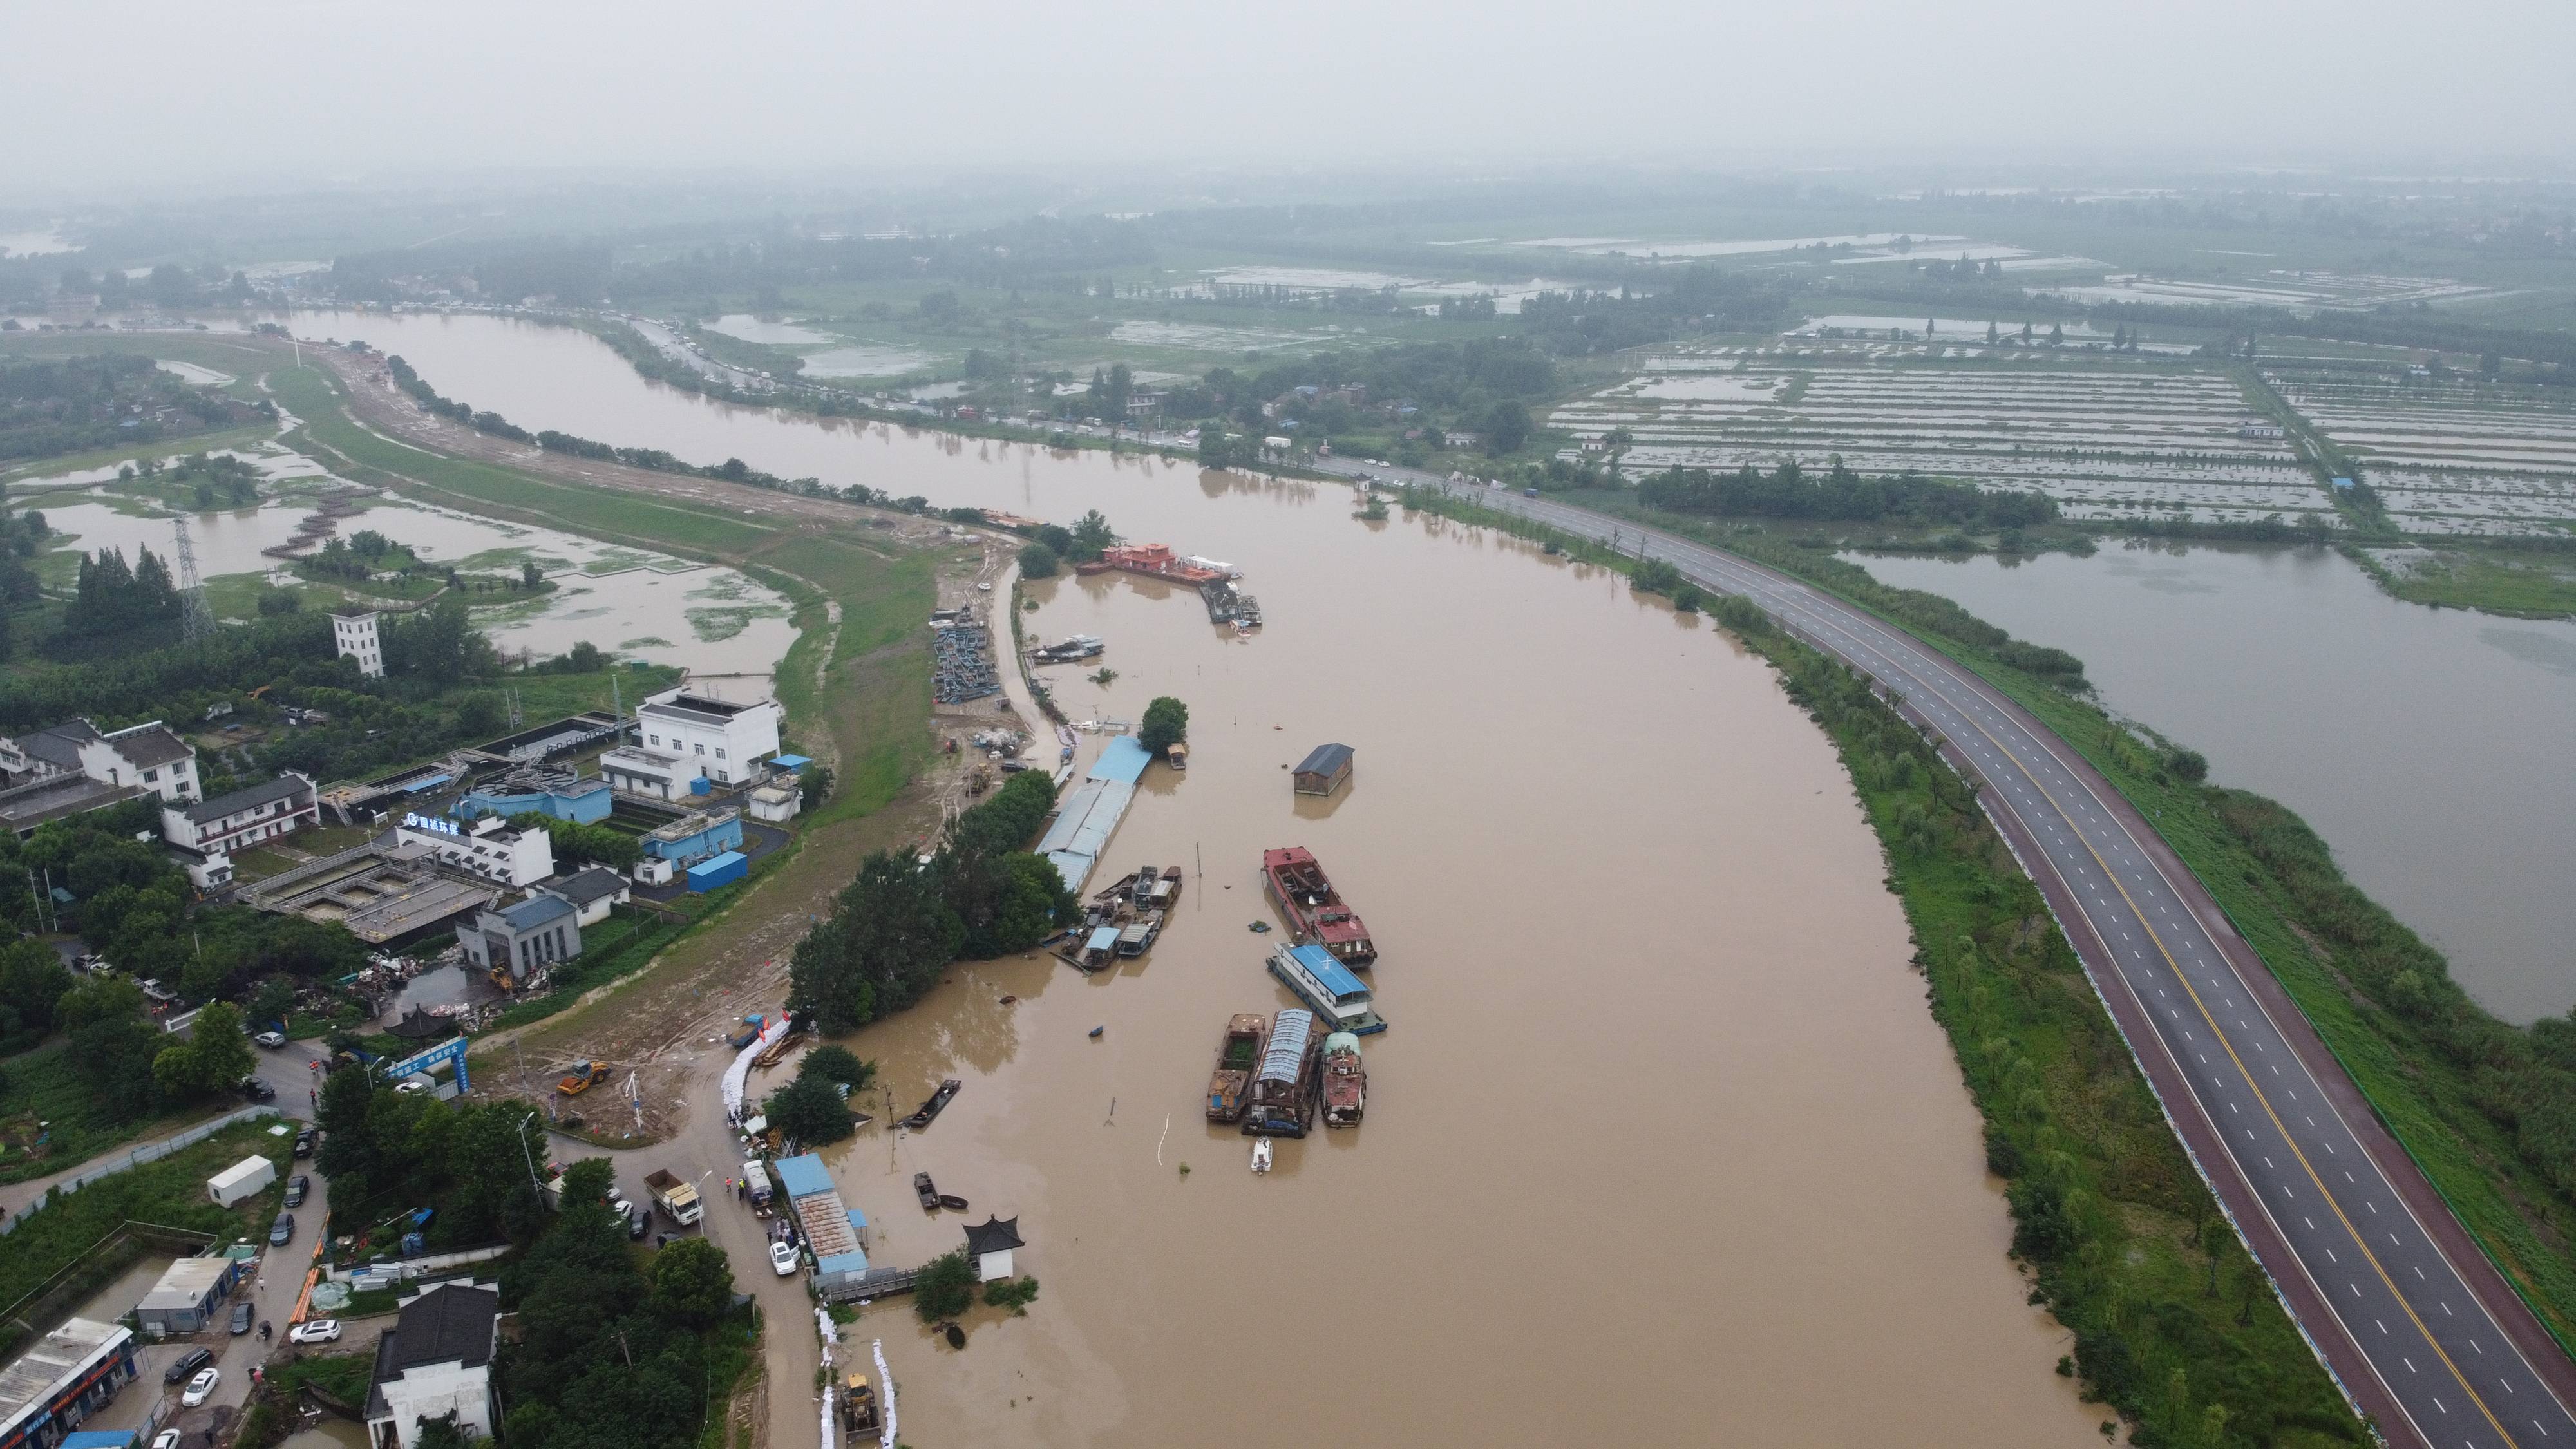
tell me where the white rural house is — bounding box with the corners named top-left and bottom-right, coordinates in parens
top-left (162, 772), bottom-right (319, 855)
top-left (364, 1281), bottom-right (500, 1449)
top-left (334, 608), bottom-right (385, 677)
top-left (634, 688), bottom-right (781, 789)
top-left (4, 717), bottom-right (200, 801)
top-left (531, 865), bottom-right (628, 926)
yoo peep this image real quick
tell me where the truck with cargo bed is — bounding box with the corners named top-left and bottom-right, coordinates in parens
top-left (645, 1168), bottom-right (704, 1226)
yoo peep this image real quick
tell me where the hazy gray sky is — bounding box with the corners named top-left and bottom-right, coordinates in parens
top-left (6, 0), bottom-right (2571, 194)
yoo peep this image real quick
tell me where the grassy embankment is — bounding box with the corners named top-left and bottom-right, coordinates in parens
top-left (0, 1119), bottom-right (293, 1359)
top-left (258, 362), bottom-right (943, 1055)
top-left (2340, 542), bottom-right (2576, 620)
top-left (1479, 489), bottom-right (2576, 1356)
top-left (1405, 488), bottom-right (2362, 1446)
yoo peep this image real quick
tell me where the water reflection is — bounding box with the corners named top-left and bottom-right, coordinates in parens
top-left (1856, 544), bottom-right (2576, 1020)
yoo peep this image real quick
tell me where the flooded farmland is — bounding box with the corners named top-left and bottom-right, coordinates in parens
top-left (7, 451), bottom-right (795, 686)
top-left (1856, 543), bottom-right (2576, 1022)
top-left (278, 310), bottom-right (2097, 1444)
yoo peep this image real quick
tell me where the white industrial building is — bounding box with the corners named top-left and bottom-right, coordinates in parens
top-left (393, 812), bottom-right (556, 889)
top-left (334, 608), bottom-right (386, 677)
top-left (634, 688), bottom-right (781, 789)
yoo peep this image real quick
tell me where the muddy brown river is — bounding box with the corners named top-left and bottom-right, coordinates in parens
top-left (282, 312), bottom-right (2092, 1444)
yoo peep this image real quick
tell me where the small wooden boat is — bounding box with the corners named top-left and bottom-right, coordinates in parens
top-left (999, 994), bottom-right (1017, 1005)
top-left (1088, 1025), bottom-right (1104, 1039)
top-left (937, 1193), bottom-right (969, 1211)
top-left (899, 1078), bottom-right (962, 1130)
top-left (1250, 1139), bottom-right (1273, 1174)
top-left (913, 1172), bottom-right (939, 1210)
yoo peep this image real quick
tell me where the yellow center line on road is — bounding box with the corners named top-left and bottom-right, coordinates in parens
top-left (1942, 702), bottom-right (2515, 1449)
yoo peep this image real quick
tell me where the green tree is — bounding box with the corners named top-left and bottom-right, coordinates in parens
top-left (60, 977), bottom-right (164, 1123)
top-left (797, 1045), bottom-right (875, 1092)
top-left (521, 561), bottom-right (544, 588)
top-left (797, 764), bottom-right (834, 813)
top-left (0, 939), bottom-right (73, 1044)
top-left (249, 975), bottom-right (297, 1030)
top-left (650, 1236), bottom-right (736, 1327)
top-left (764, 1070), bottom-right (855, 1147)
top-left (1484, 399), bottom-right (1531, 455)
top-left (913, 1249), bottom-right (976, 1321)
top-left (1138, 696), bottom-right (1188, 754)
top-left (982, 1276), bottom-right (1040, 1314)
top-left (1017, 541), bottom-right (1059, 579)
top-left (1067, 510), bottom-right (1117, 561)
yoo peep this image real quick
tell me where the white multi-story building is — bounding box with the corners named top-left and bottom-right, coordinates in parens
top-left (394, 812), bottom-right (556, 889)
top-left (634, 687), bottom-right (782, 788)
top-left (4, 717), bottom-right (200, 801)
top-left (363, 1282), bottom-right (500, 1449)
top-left (162, 772), bottom-right (318, 856)
top-left (333, 608), bottom-right (385, 677)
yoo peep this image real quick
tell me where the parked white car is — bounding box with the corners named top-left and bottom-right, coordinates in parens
top-left (289, 1318), bottom-right (343, 1344)
top-left (768, 1239), bottom-right (800, 1276)
top-left (253, 1030), bottom-right (287, 1049)
top-left (153, 1432), bottom-right (182, 1449)
top-left (181, 1367), bottom-right (220, 1406)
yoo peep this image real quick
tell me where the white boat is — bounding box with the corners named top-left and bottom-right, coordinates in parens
top-left (1250, 1139), bottom-right (1273, 1174)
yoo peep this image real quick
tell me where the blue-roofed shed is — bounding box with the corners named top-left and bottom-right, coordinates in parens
top-left (1090, 735), bottom-right (1151, 785)
top-left (771, 754), bottom-right (813, 773)
top-left (1290, 942), bottom-right (1366, 999)
top-left (773, 1153), bottom-right (833, 1201)
top-left (815, 1245), bottom-right (869, 1277)
top-left (2332, 477), bottom-right (2355, 491)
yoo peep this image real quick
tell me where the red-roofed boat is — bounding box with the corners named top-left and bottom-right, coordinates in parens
top-left (1261, 846), bottom-right (1376, 966)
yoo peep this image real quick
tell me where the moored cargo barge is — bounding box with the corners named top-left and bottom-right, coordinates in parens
top-left (1321, 1032), bottom-right (1366, 1127)
top-left (1261, 846), bottom-right (1376, 965)
top-left (1206, 1013), bottom-right (1268, 1122)
top-left (1243, 1008), bottom-right (1320, 1137)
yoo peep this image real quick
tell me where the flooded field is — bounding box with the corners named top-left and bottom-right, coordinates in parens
top-left (1555, 364), bottom-right (2326, 525)
top-left (8, 448), bottom-right (794, 683)
top-left (270, 310), bottom-right (2096, 1444)
top-left (2264, 369), bottom-right (2576, 536)
top-left (1854, 543), bottom-right (2576, 1021)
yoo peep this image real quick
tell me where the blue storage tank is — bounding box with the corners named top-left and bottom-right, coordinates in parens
top-left (687, 851), bottom-right (748, 892)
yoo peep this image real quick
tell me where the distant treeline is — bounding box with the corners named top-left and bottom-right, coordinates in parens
top-left (330, 218), bottom-right (1153, 307)
top-left (0, 354), bottom-right (236, 462)
top-left (1638, 460), bottom-right (2058, 529)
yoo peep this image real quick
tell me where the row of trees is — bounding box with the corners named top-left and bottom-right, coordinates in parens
top-left (788, 770), bottom-right (1074, 1034)
top-left (1636, 460), bottom-right (2058, 529)
top-left (62, 545), bottom-right (183, 639)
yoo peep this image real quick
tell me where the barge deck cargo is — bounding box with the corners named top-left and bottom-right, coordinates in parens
top-left (1206, 1013), bottom-right (1268, 1122)
top-left (1322, 1031), bottom-right (1367, 1127)
top-left (1260, 846), bottom-right (1376, 965)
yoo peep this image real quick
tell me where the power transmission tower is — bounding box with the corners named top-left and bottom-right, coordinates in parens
top-left (172, 513), bottom-right (213, 640)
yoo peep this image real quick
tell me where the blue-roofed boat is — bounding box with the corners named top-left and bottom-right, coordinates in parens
top-left (1266, 942), bottom-right (1387, 1036)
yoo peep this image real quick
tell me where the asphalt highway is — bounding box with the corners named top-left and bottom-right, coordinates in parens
top-left (1410, 475), bottom-right (2576, 1449)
